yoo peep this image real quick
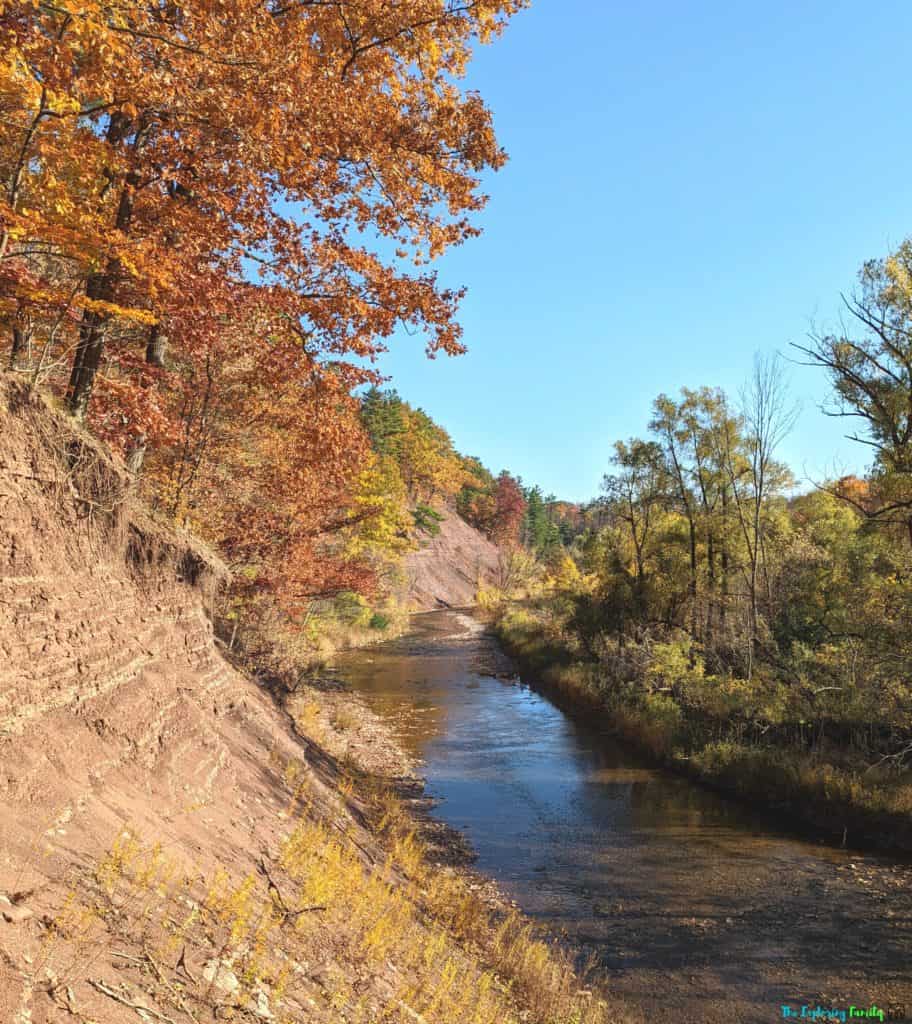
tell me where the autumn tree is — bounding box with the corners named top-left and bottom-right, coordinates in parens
top-left (1, 0), bottom-right (527, 657)
top-left (600, 439), bottom-right (667, 617)
top-left (646, 387), bottom-right (746, 658)
top-left (677, 387), bottom-right (732, 647)
top-left (489, 471), bottom-right (526, 547)
top-left (650, 394), bottom-right (701, 654)
top-left (347, 449), bottom-right (413, 574)
top-left (398, 407), bottom-right (463, 502)
top-left (797, 245), bottom-right (912, 544)
top-left (145, 353), bottom-right (377, 607)
top-left (456, 455), bottom-right (497, 531)
top-left (1, 0), bottom-right (525, 435)
top-left (568, 388), bottom-right (790, 666)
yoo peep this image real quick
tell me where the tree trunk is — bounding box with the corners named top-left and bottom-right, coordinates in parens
top-left (687, 518), bottom-right (698, 666)
top-left (720, 485), bottom-right (729, 632)
top-left (146, 322), bottom-right (167, 366)
top-left (66, 269), bottom-right (114, 420)
top-left (126, 433), bottom-right (147, 475)
top-left (748, 486), bottom-right (762, 680)
top-left (66, 157), bottom-right (137, 419)
top-left (705, 528), bottom-right (716, 646)
top-left (9, 322), bottom-right (25, 370)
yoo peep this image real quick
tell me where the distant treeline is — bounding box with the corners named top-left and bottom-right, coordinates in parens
top-left (491, 245), bottom-right (912, 847)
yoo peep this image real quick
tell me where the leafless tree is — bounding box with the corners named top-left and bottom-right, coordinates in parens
top-left (738, 353), bottom-right (799, 678)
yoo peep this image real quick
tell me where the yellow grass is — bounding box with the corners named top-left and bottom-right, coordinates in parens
top-left (29, 751), bottom-right (632, 1024)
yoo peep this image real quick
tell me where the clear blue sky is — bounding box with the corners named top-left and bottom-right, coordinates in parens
top-left (370, 1), bottom-right (912, 502)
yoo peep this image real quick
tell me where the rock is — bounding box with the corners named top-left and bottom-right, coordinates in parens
top-left (202, 960), bottom-right (240, 996)
top-left (0, 895), bottom-right (33, 924)
top-left (250, 989), bottom-right (273, 1020)
top-left (3, 906), bottom-right (33, 924)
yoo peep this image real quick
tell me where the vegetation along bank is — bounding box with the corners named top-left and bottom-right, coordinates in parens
top-left (480, 255), bottom-right (912, 854)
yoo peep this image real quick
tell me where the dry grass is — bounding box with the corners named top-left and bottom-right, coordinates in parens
top-left (346, 767), bottom-right (625, 1024)
top-left (26, 746), bottom-right (633, 1024)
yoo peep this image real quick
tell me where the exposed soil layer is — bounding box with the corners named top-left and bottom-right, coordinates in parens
top-left (405, 509), bottom-right (500, 610)
top-left (0, 385), bottom-right (392, 1021)
top-left (0, 383), bottom-right (616, 1024)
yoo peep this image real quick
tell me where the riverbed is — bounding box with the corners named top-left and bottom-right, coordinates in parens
top-left (332, 610), bottom-right (912, 1023)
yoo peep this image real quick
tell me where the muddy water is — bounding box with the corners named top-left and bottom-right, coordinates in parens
top-left (333, 610), bottom-right (912, 1023)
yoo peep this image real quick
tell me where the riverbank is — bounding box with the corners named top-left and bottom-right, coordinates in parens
top-left (331, 608), bottom-right (912, 1024)
top-left (0, 384), bottom-right (629, 1024)
top-left (1, 625), bottom-right (630, 1024)
top-left (277, 674), bottom-right (634, 1024)
top-left (490, 603), bottom-right (912, 857)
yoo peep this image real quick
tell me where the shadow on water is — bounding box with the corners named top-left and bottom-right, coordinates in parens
top-left (333, 610), bottom-right (912, 1023)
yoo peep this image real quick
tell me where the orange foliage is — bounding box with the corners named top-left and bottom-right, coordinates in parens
top-left (1, 0), bottom-right (525, 429)
top-left (1, 0), bottom-right (524, 611)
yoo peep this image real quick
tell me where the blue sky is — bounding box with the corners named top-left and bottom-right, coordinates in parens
top-left (370, 1), bottom-right (912, 502)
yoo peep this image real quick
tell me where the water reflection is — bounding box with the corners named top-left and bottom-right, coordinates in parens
top-left (334, 610), bottom-right (912, 1020)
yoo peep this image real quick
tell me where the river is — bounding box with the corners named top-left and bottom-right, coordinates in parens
top-left (332, 610), bottom-right (912, 1024)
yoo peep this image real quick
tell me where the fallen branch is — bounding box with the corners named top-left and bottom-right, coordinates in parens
top-left (89, 979), bottom-right (176, 1024)
top-left (111, 952), bottom-right (146, 965)
top-left (106, 951), bottom-right (200, 1022)
top-left (330, 820), bottom-right (376, 865)
top-left (865, 741), bottom-right (912, 774)
top-left (144, 948), bottom-right (200, 1024)
top-left (256, 855), bottom-right (325, 920)
top-left (175, 945), bottom-right (197, 985)
top-left (49, 984), bottom-right (80, 1018)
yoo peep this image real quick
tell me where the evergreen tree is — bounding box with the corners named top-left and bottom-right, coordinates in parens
top-left (360, 388), bottom-right (406, 459)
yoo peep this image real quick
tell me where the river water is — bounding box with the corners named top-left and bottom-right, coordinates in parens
top-left (332, 610), bottom-right (912, 1023)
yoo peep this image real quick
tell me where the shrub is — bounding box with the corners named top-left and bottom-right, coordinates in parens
top-left (412, 505), bottom-right (445, 536)
top-left (332, 590), bottom-right (372, 627)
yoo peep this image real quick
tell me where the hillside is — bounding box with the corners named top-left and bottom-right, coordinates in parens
top-left (0, 382), bottom-right (618, 1024)
top-left (406, 511), bottom-right (502, 611)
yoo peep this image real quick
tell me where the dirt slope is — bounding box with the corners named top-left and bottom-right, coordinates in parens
top-left (405, 510), bottom-right (501, 610)
top-left (0, 385), bottom-right (370, 1021)
top-left (0, 382), bottom-right (617, 1024)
